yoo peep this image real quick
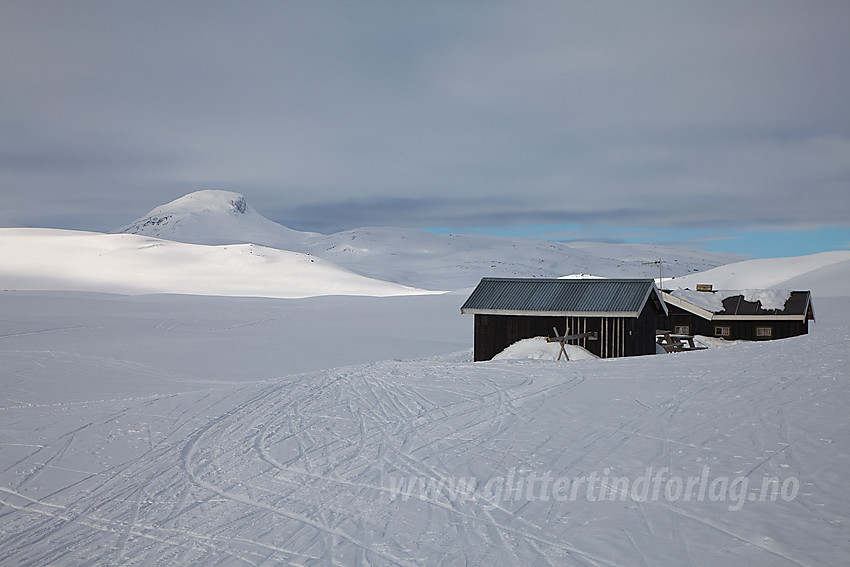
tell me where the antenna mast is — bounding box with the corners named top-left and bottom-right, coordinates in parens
top-left (642, 259), bottom-right (664, 289)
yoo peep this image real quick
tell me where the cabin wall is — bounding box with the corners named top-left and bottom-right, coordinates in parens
top-left (659, 305), bottom-right (809, 341)
top-left (568, 305), bottom-right (657, 358)
top-left (474, 309), bottom-right (659, 361)
top-left (629, 301), bottom-right (660, 356)
top-left (722, 319), bottom-right (808, 340)
top-left (473, 314), bottom-right (565, 362)
top-left (565, 316), bottom-right (601, 357)
top-left (564, 316), bottom-right (624, 358)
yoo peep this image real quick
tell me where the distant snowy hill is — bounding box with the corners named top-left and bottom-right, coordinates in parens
top-left (664, 250), bottom-right (850, 297)
top-left (0, 228), bottom-right (432, 298)
top-left (119, 190), bottom-right (742, 289)
top-left (304, 228), bottom-right (743, 290)
top-left (118, 190), bottom-right (314, 251)
top-left (5, 190), bottom-right (845, 298)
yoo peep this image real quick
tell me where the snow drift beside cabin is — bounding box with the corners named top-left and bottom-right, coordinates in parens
top-left (492, 337), bottom-right (598, 361)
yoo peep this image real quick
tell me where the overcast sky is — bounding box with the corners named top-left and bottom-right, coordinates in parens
top-left (1, 1), bottom-right (849, 255)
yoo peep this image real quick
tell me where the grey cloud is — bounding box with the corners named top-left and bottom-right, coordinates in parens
top-left (1, 1), bottom-right (848, 235)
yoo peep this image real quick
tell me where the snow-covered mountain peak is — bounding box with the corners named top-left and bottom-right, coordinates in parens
top-left (161, 190), bottom-right (248, 214)
top-left (128, 190), bottom-right (251, 220)
top-left (118, 190), bottom-right (310, 249)
top-left (116, 190), bottom-right (744, 289)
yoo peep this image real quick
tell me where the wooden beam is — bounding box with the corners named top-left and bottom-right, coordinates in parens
top-left (546, 328), bottom-right (598, 360)
top-left (546, 331), bottom-right (597, 341)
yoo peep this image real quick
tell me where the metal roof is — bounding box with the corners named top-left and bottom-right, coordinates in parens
top-left (460, 278), bottom-right (666, 317)
top-left (662, 290), bottom-right (814, 321)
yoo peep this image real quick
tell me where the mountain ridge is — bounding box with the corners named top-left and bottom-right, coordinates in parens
top-left (118, 190), bottom-right (744, 289)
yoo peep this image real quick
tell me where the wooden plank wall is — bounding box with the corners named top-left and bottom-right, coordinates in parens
top-left (631, 301), bottom-right (660, 356)
top-left (659, 305), bottom-right (809, 341)
top-left (473, 314), bottom-right (565, 361)
top-left (474, 308), bottom-right (660, 361)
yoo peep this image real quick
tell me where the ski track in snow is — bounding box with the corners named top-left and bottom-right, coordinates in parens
top-left (2, 327), bottom-right (849, 566)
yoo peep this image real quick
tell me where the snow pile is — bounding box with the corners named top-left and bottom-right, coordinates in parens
top-left (741, 289), bottom-right (793, 310)
top-left (492, 336), bottom-right (598, 361)
top-left (0, 228), bottom-right (435, 298)
top-left (692, 335), bottom-right (746, 348)
top-left (665, 250), bottom-right (850, 297)
top-left (670, 289), bottom-right (793, 312)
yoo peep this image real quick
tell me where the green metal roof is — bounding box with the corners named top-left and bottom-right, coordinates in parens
top-left (460, 278), bottom-right (666, 317)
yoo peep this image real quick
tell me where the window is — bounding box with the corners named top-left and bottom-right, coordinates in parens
top-left (674, 325), bottom-right (690, 335)
top-left (715, 326), bottom-right (730, 337)
top-left (756, 327), bottom-right (772, 338)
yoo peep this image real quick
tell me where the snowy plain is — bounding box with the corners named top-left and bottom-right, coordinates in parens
top-left (1, 191), bottom-right (849, 566)
top-left (1, 291), bottom-right (848, 566)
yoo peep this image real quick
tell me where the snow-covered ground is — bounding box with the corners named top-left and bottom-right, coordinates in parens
top-left (1, 191), bottom-right (849, 565)
top-left (1, 289), bottom-right (848, 566)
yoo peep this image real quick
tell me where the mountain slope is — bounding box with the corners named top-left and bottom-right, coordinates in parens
top-left (303, 227), bottom-right (744, 289)
top-left (118, 190), bottom-right (314, 251)
top-left (664, 250), bottom-right (850, 297)
top-left (118, 191), bottom-right (742, 289)
top-left (0, 228), bottom-right (433, 298)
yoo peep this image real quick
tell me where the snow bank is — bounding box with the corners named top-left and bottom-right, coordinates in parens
top-left (492, 336), bottom-right (598, 361)
top-left (692, 335), bottom-right (746, 348)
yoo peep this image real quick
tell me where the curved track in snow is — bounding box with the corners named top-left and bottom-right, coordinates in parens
top-left (2, 330), bottom-right (849, 565)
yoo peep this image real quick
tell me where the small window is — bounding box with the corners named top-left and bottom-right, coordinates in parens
top-left (756, 327), bottom-right (772, 338)
top-left (674, 325), bottom-right (690, 335)
top-left (715, 326), bottom-right (730, 337)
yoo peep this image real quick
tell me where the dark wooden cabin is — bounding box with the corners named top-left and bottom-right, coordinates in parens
top-left (659, 289), bottom-right (814, 341)
top-left (461, 278), bottom-right (668, 361)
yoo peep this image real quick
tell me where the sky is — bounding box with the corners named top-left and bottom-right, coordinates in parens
top-left (1, 1), bottom-right (849, 258)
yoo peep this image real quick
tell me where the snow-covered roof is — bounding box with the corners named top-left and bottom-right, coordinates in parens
top-left (662, 289), bottom-right (814, 321)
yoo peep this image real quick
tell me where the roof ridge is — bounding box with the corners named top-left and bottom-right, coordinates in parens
top-left (479, 277), bottom-right (656, 282)
top-left (462, 277), bottom-right (663, 316)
